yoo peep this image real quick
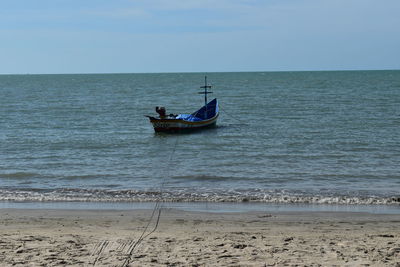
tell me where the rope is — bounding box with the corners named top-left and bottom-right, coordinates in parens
top-left (218, 103), bottom-right (249, 125)
top-left (119, 101), bottom-right (238, 266)
top-left (120, 135), bottom-right (179, 267)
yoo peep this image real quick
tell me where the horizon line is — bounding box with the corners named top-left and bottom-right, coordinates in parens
top-left (1, 68), bottom-right (399, 76)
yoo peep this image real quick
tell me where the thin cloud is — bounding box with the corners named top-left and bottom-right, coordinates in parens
top-left (84, 8), bottom-right (150, 19)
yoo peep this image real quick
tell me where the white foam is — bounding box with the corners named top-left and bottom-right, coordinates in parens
top-left (0, 188), bottom-right (399, 205)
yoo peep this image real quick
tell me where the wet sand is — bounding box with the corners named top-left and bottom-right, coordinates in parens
top-left (0, 208), bottom-right (399, 266)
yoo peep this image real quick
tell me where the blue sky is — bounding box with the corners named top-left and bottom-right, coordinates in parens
top-left (1, 0), bottom-right (399, 74)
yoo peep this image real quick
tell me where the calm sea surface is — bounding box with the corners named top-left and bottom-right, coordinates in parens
top-left (1, 71), bottom-right (399, 205)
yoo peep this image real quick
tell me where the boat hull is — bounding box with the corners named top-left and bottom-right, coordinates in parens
top-left (149, 114), bottom-right (218, 133)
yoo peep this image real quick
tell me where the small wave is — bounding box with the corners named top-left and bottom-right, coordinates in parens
top-left (171, 175), bottom-right (249, 181)
top-left (62, 174), bottom-right (112, 181)
top-left (0, 172), bottom-right (38, 179)
top-left (0, 188), bottom-right (399, 205)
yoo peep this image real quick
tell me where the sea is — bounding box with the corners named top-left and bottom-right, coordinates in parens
top-left (1, 71), bottom-right (399, 211)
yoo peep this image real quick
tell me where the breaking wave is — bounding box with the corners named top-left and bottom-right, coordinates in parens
top-left (0, 188), bottom-right (399, 205)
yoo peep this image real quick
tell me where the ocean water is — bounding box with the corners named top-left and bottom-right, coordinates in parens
top-left (0, 71), bottom-right (399, 205)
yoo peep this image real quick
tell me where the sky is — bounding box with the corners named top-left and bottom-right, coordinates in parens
top-left (0, 0), bottom-right (399, 74)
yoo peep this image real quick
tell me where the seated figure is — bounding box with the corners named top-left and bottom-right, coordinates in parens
top-left (155, 106), bottom-right (166, 118)
top-left (156, 106), bottom-right (177, 119)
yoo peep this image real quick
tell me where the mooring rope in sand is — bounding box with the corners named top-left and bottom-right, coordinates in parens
top-left (120, 135), bottom-right (179, 267)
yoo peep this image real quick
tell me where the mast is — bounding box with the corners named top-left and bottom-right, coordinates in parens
top-left (199, 76), bottom-right (213, 117)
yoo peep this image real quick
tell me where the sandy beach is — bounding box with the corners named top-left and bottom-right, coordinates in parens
top-left (0, 207), bottom-right (399, 266)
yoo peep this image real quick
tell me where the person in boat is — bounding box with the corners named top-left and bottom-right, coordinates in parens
top-left (155, 106), bottom-right (166, 118)
top-left (155, 107), bottom-right (177, 119)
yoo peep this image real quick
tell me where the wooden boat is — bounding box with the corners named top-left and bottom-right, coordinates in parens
top-left (147, 77), bottom-right (219, 133)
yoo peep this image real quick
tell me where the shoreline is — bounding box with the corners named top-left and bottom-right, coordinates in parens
top-left (1, 200), bottom-right (399, 214)
top-left (1, 188), bottom-right (399, 206)
top-left (1, 208), bottom-right (399, 266)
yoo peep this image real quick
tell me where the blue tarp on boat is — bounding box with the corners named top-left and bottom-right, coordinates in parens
top-left (176, 98), bottom-right (218, 122)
